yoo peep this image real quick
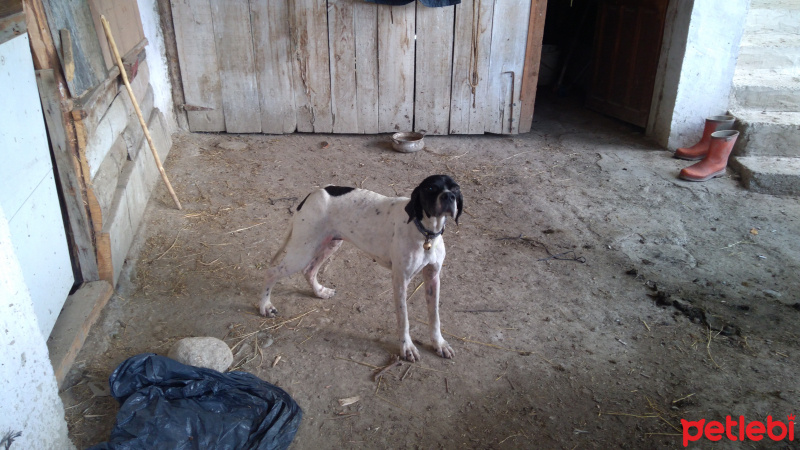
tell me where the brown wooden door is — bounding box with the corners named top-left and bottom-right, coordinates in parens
top-left (586, 0), bottom-right (668, 128)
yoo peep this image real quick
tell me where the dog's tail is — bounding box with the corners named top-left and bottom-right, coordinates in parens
top-left (269, 226), bottom-right (293, 266)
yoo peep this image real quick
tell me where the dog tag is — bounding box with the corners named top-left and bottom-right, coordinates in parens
top-left (423, 240), bottom-right (432, 251)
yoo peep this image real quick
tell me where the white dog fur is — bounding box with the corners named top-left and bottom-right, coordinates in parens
top-left (259, 175), bottom-right (463, 361)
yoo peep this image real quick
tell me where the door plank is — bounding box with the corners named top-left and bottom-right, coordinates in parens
top-left (377, 2), bottom-right (415, 133)
top-left (41, 0), bottom-right (107, 97)
top-left (586, 0), bottom-right (668, 128)
top-left (449, 0), bottom-right (494, 134)
top-left (354, 2), bottom-right (379, 134)
top-left (290, 0), bottom-right (333, 133)
top-left (328, 0), bottom-right (358, 134)
top-left (251, 0), bottom-right (297, 134)
top-left (486, 0), bottom-right (530, 134)
top-left (170, 0), bottom-right (225, 131)
top-left (209, 0), bottom-right (261, 133)
top-left (414, 4), bottom-right (454, 135)
top-left (518, 0), bottom-right (548, 133)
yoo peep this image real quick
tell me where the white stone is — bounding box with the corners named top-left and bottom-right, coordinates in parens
top-left (168, 337), bottom-right (234, 372)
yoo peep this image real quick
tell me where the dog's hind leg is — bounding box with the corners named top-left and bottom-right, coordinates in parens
top-left (303, 238), bottom-right (342, 299)
top-left (259, 233), bottom-right (327, 317)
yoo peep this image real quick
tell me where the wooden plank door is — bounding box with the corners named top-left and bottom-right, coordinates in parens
top-left (252, 0), bottom-right (297, 134)
top-left (450, 0), bottom-right (495, 135)
top-left (377, 3), bottom-right (415, 133)
top-left (354, 2), bottom-right (379, 134)
top-left (586, 0), bottom-right (669, 128)
top-left (415, 4), bottom-right (454, 135)
top-left (170, 0), bottom-right (225, 131)
top-left (171, 0), bottom-right (544, 135)
top-left (485, 0), bottom-right (531, 134)
top-left (210, 0), bottom-right (261, 133)
top-left (290, 0), bottom-right (333, 133)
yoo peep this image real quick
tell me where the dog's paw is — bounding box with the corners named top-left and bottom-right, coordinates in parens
top-left (259, 303), bottom-right (278, 318)
top-left (314, 286), bottom-right (336, 299)
top-left (435, 340), bottom-right (455, 359)
top-left (402, 340), bottom-right (421, 362)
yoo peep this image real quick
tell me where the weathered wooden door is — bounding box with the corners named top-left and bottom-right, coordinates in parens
top-left (586, 0), bottom-right (668, 128)
top-left (170, 0), bottom-right (542, 135)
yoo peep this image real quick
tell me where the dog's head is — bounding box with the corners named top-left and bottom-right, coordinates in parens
top-left (405, 175), bottom-right (463, 224)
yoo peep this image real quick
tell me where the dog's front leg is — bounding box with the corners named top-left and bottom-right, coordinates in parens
top-left (423, 265), bottom-right (454, 359)
top-left (393, 271), bottom-right (420, 362)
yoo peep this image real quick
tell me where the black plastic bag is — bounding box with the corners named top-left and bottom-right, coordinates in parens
top-left (88, 354), bottom-right (302, 450)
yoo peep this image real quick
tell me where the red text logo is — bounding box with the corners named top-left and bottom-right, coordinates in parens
top-left (681, 415), bottom-right (795, 447)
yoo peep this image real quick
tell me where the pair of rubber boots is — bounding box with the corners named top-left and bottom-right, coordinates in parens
top-left (674, 115), bottom-right (739, 182)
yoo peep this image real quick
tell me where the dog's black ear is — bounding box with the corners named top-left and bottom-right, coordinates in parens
top-left (405, 185), bottom-right (423, 224)
top-left (454, 189), bottom-right (463, 225)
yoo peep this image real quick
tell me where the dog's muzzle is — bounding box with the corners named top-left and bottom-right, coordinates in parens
top-left (439, 191), bottom-right (458, 217)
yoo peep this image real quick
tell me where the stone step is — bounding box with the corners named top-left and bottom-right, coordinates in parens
top-left (744, 6), bottom-right (800, 35)
top-left (730, 155), bottom-right (800, 196)
top-left (732, 70), bottom-right (800, 111)
top-left (738, 33), bottom-right (800, 70)
top-left (731, 110), bottom-right (800, 158)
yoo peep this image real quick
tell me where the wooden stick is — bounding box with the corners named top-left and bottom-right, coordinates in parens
top-left (100, 15), bottom-right (182, 210)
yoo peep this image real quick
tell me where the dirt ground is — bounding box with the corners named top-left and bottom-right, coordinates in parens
top-left (62, 95), bottom-right (800, 449)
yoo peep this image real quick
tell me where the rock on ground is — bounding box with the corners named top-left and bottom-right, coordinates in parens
top-left (167, 337), bottom-right (233, 372)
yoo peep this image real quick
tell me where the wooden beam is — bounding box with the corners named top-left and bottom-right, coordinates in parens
top-left (59, 28), bottom-right (74, 82)
top-left (71, 37), bottom-right (148, 140)
top-left (47, 281), bottom-right (113, 388)
top-left (36, 69), bottom-right (99, 282)
top-left (23, 0), bottom-right (60, 70)
top-left (0, 10), bottom-right (26, 46)
top-left (519, 0), bottom-right (548, 134)
top-left (25, 0), bottom-right (102, 283)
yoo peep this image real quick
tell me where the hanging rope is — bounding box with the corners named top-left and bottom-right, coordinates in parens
top-left (468, 0), bottom-right (481, 108)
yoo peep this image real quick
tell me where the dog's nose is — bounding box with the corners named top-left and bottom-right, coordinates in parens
top-left (443, 191), bottom-right (456, 202)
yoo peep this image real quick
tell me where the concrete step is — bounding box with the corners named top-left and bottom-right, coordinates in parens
top-left (731, 109), bottom-right (800, 158)
top-left (732, 70), bottom-right (800, 111)
top-left (737, 33), bottom-right (800, 70)
top-left (744, 6), bottom-right (800, 35)
top-left (730, 155), bottom-right (800, 196)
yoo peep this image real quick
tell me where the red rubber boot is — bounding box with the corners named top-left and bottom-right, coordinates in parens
top-left (679, 130), bottom-right (739, 182)
top-left (674, 115), bottom-right (735, 160)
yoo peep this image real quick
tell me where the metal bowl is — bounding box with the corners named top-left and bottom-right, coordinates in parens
top-left (391, 132), bottom-right (425, 153)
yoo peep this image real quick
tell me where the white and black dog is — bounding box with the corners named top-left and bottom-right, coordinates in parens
top-left (259, 175), bottom-right (462, 361)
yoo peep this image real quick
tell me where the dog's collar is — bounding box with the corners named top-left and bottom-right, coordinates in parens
top-left (413, 217), bottom-right (444, 251)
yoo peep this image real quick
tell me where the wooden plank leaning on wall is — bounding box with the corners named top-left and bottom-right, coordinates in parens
top-left (24, 0), bottom-right (101, 283)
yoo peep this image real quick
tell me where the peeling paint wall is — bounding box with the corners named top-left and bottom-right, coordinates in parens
top-left (137, 0), bottom-right (177, 133)
top-left (648, 0), bottom-right (749, 150)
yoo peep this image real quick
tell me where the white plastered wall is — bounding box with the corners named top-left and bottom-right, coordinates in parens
top-left (648, 0), bottom-right (749, 150)
top-left (0, 206), bottom-right (75, 449)
top-left (138, 0), bottom-right (177, 133)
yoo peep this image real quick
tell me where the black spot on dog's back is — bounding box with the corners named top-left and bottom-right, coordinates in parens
top-left (324, 186), bottom-right (355, 197)
top-left (296, 193), bottom-right (311, 211)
